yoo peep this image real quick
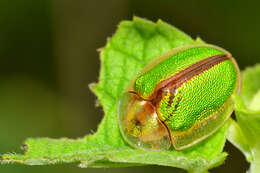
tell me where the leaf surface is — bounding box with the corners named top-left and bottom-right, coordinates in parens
top-left (227, 64), bottom-right (260, 173)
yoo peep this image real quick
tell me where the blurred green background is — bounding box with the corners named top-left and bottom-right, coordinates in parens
top-left (0, 0), bottom-right (259, 173)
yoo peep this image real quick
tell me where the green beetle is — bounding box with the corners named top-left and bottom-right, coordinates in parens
top-left (118, 44), bottom-right (240, 150)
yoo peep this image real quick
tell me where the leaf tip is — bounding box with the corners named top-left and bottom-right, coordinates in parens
top-left (195, 37), bottom-right (205, 44)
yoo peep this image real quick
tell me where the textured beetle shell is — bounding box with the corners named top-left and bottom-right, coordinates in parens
top-left (118, 44), bottom-right (240, 150)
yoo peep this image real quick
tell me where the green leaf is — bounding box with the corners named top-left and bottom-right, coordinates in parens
top-left (227, 64), bottom-right (260, 173)
top-left (2, 17), bottom-right (228, 173)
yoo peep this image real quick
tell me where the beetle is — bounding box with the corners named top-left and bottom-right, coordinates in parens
top-left (118, 44), bottom-right (240, 150)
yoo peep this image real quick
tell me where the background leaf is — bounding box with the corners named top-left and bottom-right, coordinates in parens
top-left (2, 17), bottom-right (228, 173)
top-left (227, 64), bottom-right (260, 173)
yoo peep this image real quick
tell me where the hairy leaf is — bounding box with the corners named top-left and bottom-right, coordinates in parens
top-left (2, 17), bottom-right (228, 173)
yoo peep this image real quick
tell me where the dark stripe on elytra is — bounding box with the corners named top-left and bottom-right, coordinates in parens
top-left (166, 89), bottom-right (175, 107)
top-left (156, 54), bottom-right (229, 93)
top-left (164, 94), bottom-right (182, 122)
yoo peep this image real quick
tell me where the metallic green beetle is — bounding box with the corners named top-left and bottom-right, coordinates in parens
top-left (118, 44), bottom-right (240, 150)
